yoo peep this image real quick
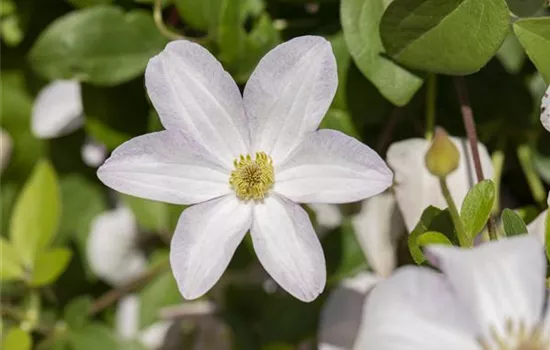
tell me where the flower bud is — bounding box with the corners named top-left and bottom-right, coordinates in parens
top-left (425, 127), bottom-right (460, 178)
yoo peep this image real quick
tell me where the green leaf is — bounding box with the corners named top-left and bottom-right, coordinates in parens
top-left (328, 33), bottom-right (350, 110)
top-left (10, 160), bottom-right (61, 268)
top-left (501, 209), bottom-right (528, 236)
top-left (1, 328), bottom-right (32, 350)
top-left (506, 0), bottom-right (544, 16)
top-left (380, 0), bottom-right (510, 75)
top-left (496, 32), bottom-right (526, 74)
top-left (0, 237), bottom-right (25, 281)
top-left (68, 324), bottom-right (121, 350)
top-left (341, 0), bottom-right (422, 106)
top-left (416, 231), bottom-right (454, 247)
top-left (319, 108), bottom-right (360, 139)
top-left (29, 6), bottom-right (167, 86)
top-left (123, 195), bottom-right (171, 232)
top-left (64, 296), bottom-right (93, 330)
top-left (408, 206), bottom-right (450, 264)
top-left (174, 0), bottom-right (223, 31)
top-left (139, 271), bottom-right (181, 328)
top-left (460, 180), bottom-right (495, 240)
top-left (30, 248), bottom-right (72, 286)
top-left (514, 17), bottom-right (550, 83)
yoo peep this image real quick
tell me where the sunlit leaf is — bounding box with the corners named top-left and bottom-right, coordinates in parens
top-left (0, 237), bottom-right (24, 281)
top-left (460, 180), bottom-right (495, 241)
top-left (1, 328), bottom-right (32, 350)
top-left (30, 248), bottom-right (72, 286)
top-left (514, 17), bottom-right (550, 83)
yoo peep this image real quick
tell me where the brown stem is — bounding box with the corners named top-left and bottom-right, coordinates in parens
top-left (89, 260), bottom-right (169, 316)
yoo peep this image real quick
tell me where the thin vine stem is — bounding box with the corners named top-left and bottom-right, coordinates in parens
top-left (153, 0), bottom-right (184, 41)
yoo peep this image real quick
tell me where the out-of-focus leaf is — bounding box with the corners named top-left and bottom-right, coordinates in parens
top-left (341, 0), bottom-right (422, 106)
top-left (416, 231), bottom-right (453, 247)
top-left (0, 237), bottom-right (24, 281)
top-left (319, 108), bottom-right (360, 139)
top-left (502, 209), bottom-right (528, 236)
top-left (30, 248), bottom-right (72, 286)
top-left (514, 17), bottom-right (550, 83)
top-left (460, 180), bottom-right (495, 241)
top-left (380, 0), bottom-right (509, 75)
top-left (85, 119), bottom-right (131, 151)
top-left (68, 323), bottom-right (121, 350)
top-left (534, 151), bottom-right (550, 184)
top-left (506, 0), bottom-right (545, 16)
top-left (1, 183), bottom-right (18, 234)
top-left (174, 0), bottom-right (223, 31)
top-left (67, 0), bottom-right (113, 8)
top-left (138, 271), bottom-right (181, 328)
top-left (123, 195), bottom-right (170, 232)
top-left (328, 33), bottom-right (350, 110)
top-left (326, 219), bottom-right (368, 284)
top-left (64, 296), bottom-right (93, 330)
top-left (1, 14), bottom-right (24, 46)
top-left (496, 32), bottom-right (526, 74)
top-left (10, 160), bottom-right (60, 268)
top-left (1, 328), bottom-right (32, 350)
top-left (29, 6), bottom-right (167, 86)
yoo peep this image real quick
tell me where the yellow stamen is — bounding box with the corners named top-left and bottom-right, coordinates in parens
top-left (229, 152), bottom-right (274, 201)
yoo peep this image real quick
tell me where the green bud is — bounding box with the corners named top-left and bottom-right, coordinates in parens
top-left (425, 128), bottom-right (460, 178)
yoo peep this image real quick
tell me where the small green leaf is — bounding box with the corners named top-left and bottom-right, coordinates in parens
top-left (460, 180), bottom-right (495, 240)
top-left (416, 231), bottom-right (454, 247)
top-left (30, 248), bottom-right (72, 286)
top-left (408, 206), bottom-right (442, 264)
top-left (1, 328), bottom-right (32, 350)
top-left (64, 296), bottom-right (93, 330)
top-left (501, 209), bottom-right (528, 236)
top-left (0, 237), bottom-right (24, 281)
top-left (10, 160), bottom-right (61, 268)
top-left (29, 6), bottom-right (167, 86)
top-left (380, 0), bottom-right (510, 75)
top-left (514, 17), bottom-right (550, 83)
top-left (174, 0), bottom-right (223, 31)
top-left (341, 0), bottom-right (422, 106)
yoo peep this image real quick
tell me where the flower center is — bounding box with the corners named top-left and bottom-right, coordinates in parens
top-left (229, 152), bottom-right (274, 201)
top-left (477, 320), bottom-right (549, 350)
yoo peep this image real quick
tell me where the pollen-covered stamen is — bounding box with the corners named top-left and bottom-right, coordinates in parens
top-left (230, 152), bottom-right (274, 200)
top-left (477, 319), bottom-right (549, 350)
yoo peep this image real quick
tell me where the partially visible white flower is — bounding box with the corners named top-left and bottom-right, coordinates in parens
top-left (81, 139), bottom-right (107, 167)
top-left (355, 235), bottom-right (548, 349)
top-left (31, 80), bottom-right (84, 139)
top-left (527, 193), bottom-right (550, 243)
top-left (387, 137), bottom-right (493, 232)
top-left (309, 203), bottom-right (343, 231)
top-left (86, 207), bottom-right (147, 286)
top-left (0, 128), bottom-right (13, 172)
top-left (541, 85), bottom-right (550, 132)
top-left (97, 37), bottom-right (393, 302)
top-left (116, 294), bottom-right (171, 349)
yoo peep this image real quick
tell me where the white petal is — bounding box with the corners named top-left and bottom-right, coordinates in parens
top-left (426, 235), bottom-right (546, 339)
top-left (31, 80), bottom-right (84, 139)
top-left (145, 40), bottom-right (249, 167)
top-left (116, 295), bottom-right (140, 340)
top-left (319, 272), bottom-right (380, 350)
top-left (387, 137), bottom-right (493, 232)
top-left (354, 267), bottom-right (478, 350)
top-left (139, 321), bottom-right (171, 349)
top-left (170, 195), bottom-right (252, 299)
top-left (527, 210), bottom-right (547, 243)
top-left (275, 130), bottom-right (393, 203)
top-left (0, 128), bottom-right (13, 173)
top-left (87, 207), bottom-right (147, 286)
top-left (244, 36), bottom-right (338, 163)
top-left (97, 130), bottom-right (231, 205)
top-left (81, 139), bottom-right (106, 168)
top-left (351, 192), bottom-right (405, 278)
top-left (251, 195), bottom-right (326, 302)
top-left (541, 85), bottom-right (550, 132)
top-left (309, 203), bottom-right (343, 231)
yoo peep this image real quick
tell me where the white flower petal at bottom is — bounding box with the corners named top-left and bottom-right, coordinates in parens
top-left (528, 209), bottom-right (548, 243)
top-left (275, 130), bottom-right (393, 204)
top-left (116, 294), bottom-right (140, 340)
top-left (251, 195), bottom-right (326, 302)
top-left (355, 267), bottom-right (478, 350)
top-left (426, 236), bottom-right (546, 342)
top-left (170, 195), bottom-right (252, 300)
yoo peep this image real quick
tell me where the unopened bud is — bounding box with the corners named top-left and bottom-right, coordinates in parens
top-left (425, 128), bottom-right (460, 178)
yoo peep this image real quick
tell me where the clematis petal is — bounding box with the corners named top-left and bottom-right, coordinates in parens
top-left (319, 272), bottom-right (381, 350)
top-left (139, 322), bottom-right (171, 349)
top-left (251, 195), bottom-right (326, 302)
top-left (309, 203), bottom-right (343, 231)
top-left (354, 267), bottom-right (478, 350)
top-left (97, 130), bottom-right (231, 205)
top-left (87, 207), bottom-right (147, 286)
top-left (31, 80), bottom-right (84, 139)
top-left (426, 236), bottom-right (546, 340)
top-left (351, 192), bottom-right (405, 278)
top-left (145, 40), bottom-right (249, 167)
top-left (275, 130), bottom-right (393, 204)
top-left (170, 195), bottom-right (252, 299)
top-left (387, 137), bottom-right (493, 232)
top-left (527, 209), bottom-right (548, 243)
top-left (244, 36), bottom-right (338, 163)
top-left (541, 85), bottom-right (550, 132)
top-left (116, 295), bottom-right (140, 340)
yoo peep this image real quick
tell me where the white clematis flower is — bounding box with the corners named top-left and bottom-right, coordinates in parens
top-left (527, 194), bottom-right (549, 243)
top-left (87, 207), bottom-right (147, 286)
top-left (355, 235), bottom-right (549, 349)
top-left (97, 36), bottom-right (393, 302)
top-left (32, 80), bottom-right (84, 139)
top-left (541, 85), bottom-right (550, 132)
top-left (0, 128), bottom-right (13, 172)
top-left (387, 137), bottom-right (493, 232)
